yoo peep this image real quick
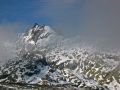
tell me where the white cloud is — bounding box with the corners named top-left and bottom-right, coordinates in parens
top-left (36, 0), bottom-right (120, 50)
top-left (0, 22), bottom-right (22, 63)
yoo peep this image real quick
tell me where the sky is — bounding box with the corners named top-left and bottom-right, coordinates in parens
top-left (0, 0), bottom-right (120, 62)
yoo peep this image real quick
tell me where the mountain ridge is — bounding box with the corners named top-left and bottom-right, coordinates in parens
top-left (0, 23), bottom-right (120, 90)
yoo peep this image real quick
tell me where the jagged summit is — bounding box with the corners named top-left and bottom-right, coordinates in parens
top-left (16, 23), bottom-right (61, 59)
top-left (21, 23), bottom-right (55, 45)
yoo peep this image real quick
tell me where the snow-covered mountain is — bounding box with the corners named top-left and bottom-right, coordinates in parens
top-left (0, 23), bottom-right (120, 90)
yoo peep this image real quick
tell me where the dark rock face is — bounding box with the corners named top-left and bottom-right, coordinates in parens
top-left (0, 57), bottom-right (67, 85)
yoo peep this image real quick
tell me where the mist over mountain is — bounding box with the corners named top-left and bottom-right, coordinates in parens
top-left (0, 24), bottom-right (119, 90)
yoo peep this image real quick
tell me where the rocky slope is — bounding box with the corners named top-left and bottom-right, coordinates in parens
top-left (0, 23), bottom-right (120, 90)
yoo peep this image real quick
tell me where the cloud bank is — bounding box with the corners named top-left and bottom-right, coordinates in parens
top-left (0, 22), bottom-right (22, 63)
top-left (36, 0), bottom-right (120, 50)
